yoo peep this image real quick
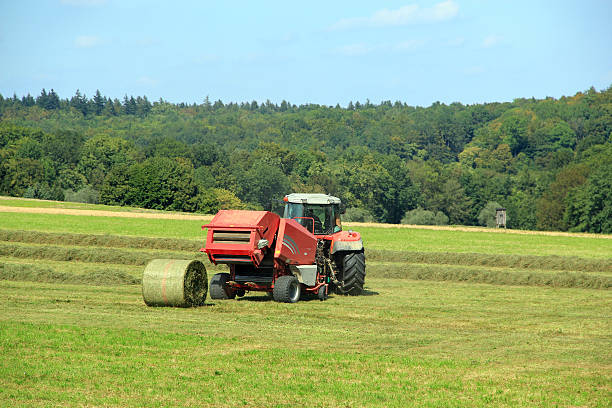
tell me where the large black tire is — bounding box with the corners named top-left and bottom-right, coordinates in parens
top-left (209, 273), bottom-right (236, 300)
top-left (273, 275), bottom-right (301, 303)
top-left (337, 251), bottom-right (366, 295)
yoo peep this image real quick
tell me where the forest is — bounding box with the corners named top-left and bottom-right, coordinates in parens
top-left (0, 86), bottom-right (610, 233)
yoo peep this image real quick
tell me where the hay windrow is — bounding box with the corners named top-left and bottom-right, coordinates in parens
top-left (0, 262), bottom-right (139, 285)
top-left (366, 263), bottom-right (611, 289)
top-left (365, 249), bottom-right (612, 273)
top-left (4, 230), bottom-right (609, 273)
top-left (0, 241), bottom-right (204, 266)
top-left (1, 228), bottom-right (609, 291)
top-left (0, 229), bottom-right (200, 251)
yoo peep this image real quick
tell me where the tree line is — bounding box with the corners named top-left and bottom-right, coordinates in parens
top-left (0, 86), bottom-right (610, 233)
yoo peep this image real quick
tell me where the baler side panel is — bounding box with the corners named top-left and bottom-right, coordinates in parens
top-left (203, 210), bottom-right (280, 266)
top-left (274, 218), bottom-right (317, 265)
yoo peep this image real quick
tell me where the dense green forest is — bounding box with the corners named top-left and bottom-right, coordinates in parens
top-left (0, 87), bottom-right (610, 232)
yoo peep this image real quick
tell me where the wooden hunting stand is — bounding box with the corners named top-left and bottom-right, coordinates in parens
top-left (496, 208), bottom-right (507, 228)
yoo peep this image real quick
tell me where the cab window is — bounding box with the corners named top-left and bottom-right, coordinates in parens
top-left (284, 203), bottom-right (341, 234)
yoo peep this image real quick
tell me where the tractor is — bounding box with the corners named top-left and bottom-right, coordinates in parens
top-left (205, 193), bottom-right (366, 303)
top-left (141, 193), bottom-right (365, 306)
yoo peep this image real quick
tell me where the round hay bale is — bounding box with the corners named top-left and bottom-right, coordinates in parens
top-left (142, 259), bottom-right (208, 307)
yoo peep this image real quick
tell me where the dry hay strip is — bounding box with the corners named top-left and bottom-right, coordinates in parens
top-left (0, 205), bottom-right (213, 221)
top-left (366, 250), bottom-right (612, 273)
top-left (0, 229), bottom-right (200, 252)
top-left (0, 262), bottom-right (139, 285)
top-left (0, 242), bottom-right (202, 266)
top-left (366, 263), bottom-right (611, 290)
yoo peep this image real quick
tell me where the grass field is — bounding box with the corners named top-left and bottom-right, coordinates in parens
top-left (0, 198), bottom-right (611, 407)
top-left (2, 211), bottom-right (611, 259)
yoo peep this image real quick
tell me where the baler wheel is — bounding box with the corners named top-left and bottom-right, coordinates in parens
top-left (209, 273), bottom-right (236, 300)
top-left (273, 275), bottom-right (301, 303)
top-left (337, 251), bottom-right (366, 295)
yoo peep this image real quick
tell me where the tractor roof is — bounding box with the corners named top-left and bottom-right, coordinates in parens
top-left (284, 193), bottom-right (341, 205)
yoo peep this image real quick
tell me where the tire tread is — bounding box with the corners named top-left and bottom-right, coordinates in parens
top-left (337, 251), bottom-right (366, 295)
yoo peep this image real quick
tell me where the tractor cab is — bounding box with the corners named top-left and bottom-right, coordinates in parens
top-left (282, 193), bottom-right (344, 236)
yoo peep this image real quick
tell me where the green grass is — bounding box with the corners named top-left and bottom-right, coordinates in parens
top-left (4, 229), bottom-right (610, 272)
top-left (1, 279), bottom-right (610, 407)
top-left (1, 228), bottom-right (610, 290)
top-left (1, 201), bottom-right (611, 406)
top-left (2, 212), bottom-right (611, 258)
top-left (0, 212), bottom-right (207, 239)
top-left (360, 226), bottom-right (612, 259)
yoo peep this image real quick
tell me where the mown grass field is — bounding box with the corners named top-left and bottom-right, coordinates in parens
top-left (0, 198), bottom-right (611, 407)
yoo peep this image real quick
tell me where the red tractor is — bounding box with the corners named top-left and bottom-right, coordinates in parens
top-left (203, 193), bottom-right (366, 303)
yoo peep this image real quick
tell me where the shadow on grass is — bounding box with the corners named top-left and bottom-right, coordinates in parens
top-left (234, 288), bottom-right (380, 302)
top-left (235, 295), bottom-right (272, 302)
top-left (236, 294), bottom-right (324, 302)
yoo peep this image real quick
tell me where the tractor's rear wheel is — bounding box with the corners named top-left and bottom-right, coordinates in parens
top-left (337, 251), bottom-right (365, 295)
top-left (273, 275), bottom-right (301, 303)
top-left (210, 273), bottom-right (236, 300)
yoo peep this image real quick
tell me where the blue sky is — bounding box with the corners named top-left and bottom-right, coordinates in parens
top-left (1, 0), bottom-right (611, 106)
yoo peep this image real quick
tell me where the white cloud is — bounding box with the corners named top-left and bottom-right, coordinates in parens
top-left (61, 0), bottom-right (107, 6)
top-left (483, 35), bottom-right (503, 48)
top-left (74, 35), bottom-right (102, 48)
top-left (330, 1), bottom-right (459, 30)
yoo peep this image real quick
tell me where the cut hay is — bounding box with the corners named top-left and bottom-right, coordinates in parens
top-left (0, 242), bottom-right (201, 266)
top-left (0, 229), bottom-right (199, 251)
top-left (0, 262), bottom-right (139, 285)
top-left (366, 263), bottom-right (612, 289)
top-left (142, 259), bottom-right (208, 307)
top-left (366, 250), bottom-right (612, 273)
